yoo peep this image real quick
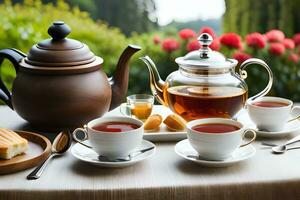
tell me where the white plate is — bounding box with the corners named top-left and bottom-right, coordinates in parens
top-left (71, 140), bottom-right (156, 168)
top-left (238, 109), bottom-right (300, 138)
top-left (175, 139), bottom-right (256, 167)
top-left (114, 105), bottom-right (186, 142)
top-left (110, 105), bottom-right (300, 140)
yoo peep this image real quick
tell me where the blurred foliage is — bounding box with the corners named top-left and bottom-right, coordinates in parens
top-left (223, 0), bottom-right (300, 37)
top-left (0, 0), bottom-right (128, 90)
top-left (128, 32), bottom-right (182, 95)
top-left (162, 18), bottom-right (222, 35)
top-left (90, 0), bottom-right (158, 36)
top-left (235, 48), bottom-right (300, 101)
top-left (2, 0), bottom-right (158, 36)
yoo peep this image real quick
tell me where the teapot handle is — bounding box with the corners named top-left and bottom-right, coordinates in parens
top-left (239, 58), bottom-right (273, 101)
top-left (0, 48), bottom-right (26, 109)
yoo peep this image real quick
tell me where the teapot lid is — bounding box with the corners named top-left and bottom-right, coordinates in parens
top-left (25, 21), bottom-right (102, 67)
top-left (175, 33), bottom-right (237, 70)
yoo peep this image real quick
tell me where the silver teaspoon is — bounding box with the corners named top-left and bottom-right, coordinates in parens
top-left (272, 145), bottom-right (300, 154)
top-left (261, 135), bottom-right (300, 153)
top-left (96, 146), bottom-right (155, 162)
top-left (288, 114), bottom-right (300, 123)
top-left (27, 130), bottom-right (72, 180)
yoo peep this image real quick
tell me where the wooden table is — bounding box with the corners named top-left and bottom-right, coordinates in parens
top-left (1, 105), bottom-right (300, 200)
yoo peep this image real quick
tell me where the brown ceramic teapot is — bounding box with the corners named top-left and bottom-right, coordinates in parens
top-left (0, 21), bottom-right (141, 130)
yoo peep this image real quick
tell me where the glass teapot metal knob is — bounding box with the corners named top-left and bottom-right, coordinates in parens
top-left (198, 33), bottom-right (213, 59)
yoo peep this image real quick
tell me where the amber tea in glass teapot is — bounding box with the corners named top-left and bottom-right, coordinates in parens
top-left (140, 33), bottom-right (273, 121)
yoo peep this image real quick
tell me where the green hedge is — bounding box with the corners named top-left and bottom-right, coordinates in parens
top-left (0, 0), bottom-right (128, 91)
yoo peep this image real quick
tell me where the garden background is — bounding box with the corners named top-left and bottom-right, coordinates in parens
top-left (1, 0), bottom-right (300, 102)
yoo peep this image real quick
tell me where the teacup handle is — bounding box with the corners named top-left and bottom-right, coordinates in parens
top-left (239, 58), bottom-right (273, 101)
top-left (290, 106), bottom-right (300, 122)
top-left (72, 125), bottom-right (93, 149)
top-left (240, 129), bottom-right (256, 147)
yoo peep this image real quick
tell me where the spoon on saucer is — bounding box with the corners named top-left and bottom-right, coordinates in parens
top-left (288, 114), bottom-right (300, 123)
top-left (272, 145), bottom-right (300, 154)
top-left (27, 130), bottom-right (72, 180)
top-left (95, 146), bottom-right (155, 162)
top-left (261, 134), bottom-right (300, 154)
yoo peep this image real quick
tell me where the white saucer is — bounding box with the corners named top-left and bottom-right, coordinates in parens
top-left (175, 139), bottom-right (256, 167)
top-left (71, 140), bottom-right (156, 168)
top-left (238, 109), bottom-right (300, 138)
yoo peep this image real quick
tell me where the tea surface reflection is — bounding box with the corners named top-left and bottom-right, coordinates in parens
top-left (92, 122), bottom-right (140, 132)
top-left (192, 123), bottom-right (240, 134)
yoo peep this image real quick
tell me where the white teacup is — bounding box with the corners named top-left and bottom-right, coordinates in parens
top-left (72, 116), bottom-right (144, 158)
top-left (247, 96), bottom-right (299, 132)
top-left (186, 118), bottom-right (256, 161)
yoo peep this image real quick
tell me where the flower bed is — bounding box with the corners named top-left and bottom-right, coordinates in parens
top-left (149, 28), bottom-right (300, 101)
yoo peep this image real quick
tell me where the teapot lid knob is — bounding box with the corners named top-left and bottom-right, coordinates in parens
top-left (48, 21), bottom-right (71, 41)
top-left (198, 33), bottom-right (213, 59)
top-left (198, 33), bottom-right (213, 47)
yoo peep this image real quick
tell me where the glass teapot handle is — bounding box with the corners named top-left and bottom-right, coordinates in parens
top-left (239, 58), bottom-right (273, 101)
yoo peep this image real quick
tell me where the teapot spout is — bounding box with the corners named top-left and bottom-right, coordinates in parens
top-left (109, 44), bottom-right (141, 110)
top-left (139, 56), bottom-right (166, 105)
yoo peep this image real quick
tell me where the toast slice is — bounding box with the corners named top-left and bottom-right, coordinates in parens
top-left (0, 128), bottom-right (28, 159)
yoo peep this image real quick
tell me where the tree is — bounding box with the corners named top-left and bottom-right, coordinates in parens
top-left (91, 0), bottom-right (157, 36)
top-left (223, 0), bottom-right (300, 37)
top-left (2, 0), bottom-right (158, 36)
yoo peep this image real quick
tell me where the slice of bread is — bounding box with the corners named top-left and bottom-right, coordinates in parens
top-left (0, 128), bottom-right (28, 159)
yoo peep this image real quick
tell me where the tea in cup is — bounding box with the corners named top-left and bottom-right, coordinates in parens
top-left (186, 118), bottom-right (256, 161)
top-left (72, 116), bottom-right (143, 158)
top-left (247, 96), bottom-right (300, 131)
top-left (120, 94), bottom-right (154, 121)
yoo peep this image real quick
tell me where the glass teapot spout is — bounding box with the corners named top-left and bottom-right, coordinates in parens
top-left (139, 56), bottom-right (166, 105)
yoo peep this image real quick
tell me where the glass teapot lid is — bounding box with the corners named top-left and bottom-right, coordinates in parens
top-left (25, 21), bottom-right (100, 67)
top-left (175, 33), bottom-right (237, 71)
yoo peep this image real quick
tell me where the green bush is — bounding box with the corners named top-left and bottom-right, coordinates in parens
top-left (0, 0), bottom-right (128, 91)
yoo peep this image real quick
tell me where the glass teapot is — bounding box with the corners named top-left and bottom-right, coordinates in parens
top-left (140, 33), bottom-right (273, 121)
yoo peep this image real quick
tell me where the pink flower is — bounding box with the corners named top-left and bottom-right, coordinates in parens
top-left (199, 26), bottom-right (217, 39)
top-left (233, 52), bottom-right (252, 64)
top-left (178, 29), bottom-right (196, 40)
top-left (265, 30), bottom-right (285, 42)
top-left (245, 32), bottom-right (266, 49)
top-left (186, 40), bottom-right (201, 52)
top-left (161, 38), bottom-right (180, 53)
top-left (219, 33), bottom-right (242, 49)
top-left (293, 33), bottom-right (300, 46)
top-left (283, 38), bottom-right (295, 49)
top-left (209, 38), bottom-right (220, 51)
top-left (268, 43), bottom-right (285, 56)
top-left (153, 35), bottom-right (161, 45)
top-left (288, 53), bottom-right (299, 63)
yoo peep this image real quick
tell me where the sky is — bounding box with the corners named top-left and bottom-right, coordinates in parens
top-left (155, 0), bottom-right (226, 26)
